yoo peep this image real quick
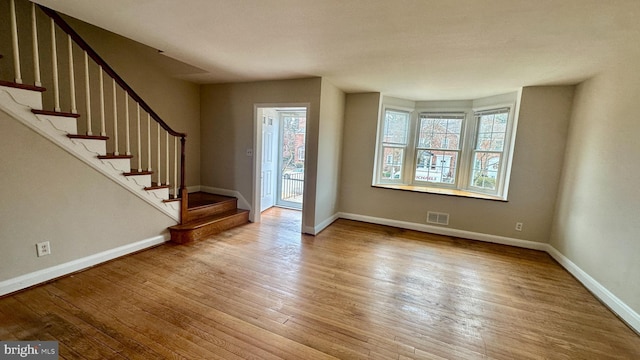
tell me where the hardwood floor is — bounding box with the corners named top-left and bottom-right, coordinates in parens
top-left (1, 207), bottom-right (638, 359)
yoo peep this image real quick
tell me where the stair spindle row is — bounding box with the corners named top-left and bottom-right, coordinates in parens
top-left (4, 0), bottom-right (187, 200)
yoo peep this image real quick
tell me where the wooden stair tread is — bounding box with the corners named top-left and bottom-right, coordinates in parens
top-left (145, 182), bottom-right (170, 190)
top-left (0, 80), bottom-right (46, 92)
top-left (97, 153), bottom-right (134, 159)
top-left (187, 192), bottom-right (236, 209)
top-left (170, 209), bottom-right (249, 231)
top-left (68, 134), bottom-right (109, 141)
top-left (32, 109), bottom-right (81, 118)
top-left (123, 170), bottom-right (153, 176)
top-left (189, 197), bottom-right (236, 211)
top-left (163, 196), bottom-right (181, 203)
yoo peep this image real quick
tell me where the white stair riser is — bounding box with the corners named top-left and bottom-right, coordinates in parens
top-left (146, 187), bottom-right (169, 200)
top-left (68, 138), bottom-right (106, 156)
top-left (33, 114), bottom-right (78, 134)
top-left (100, 158), bottom-right (131, 173)
top-left (124, 174), bottom-right (152, 188)
top-left (0, 86), bottom-right (43, 110)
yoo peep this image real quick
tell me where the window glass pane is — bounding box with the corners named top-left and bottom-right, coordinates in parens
top-left (418, 115), bottom-right (463, 150)
top-left (471, 152), bottom-right (501, 190)
top-left (383, 110), bottom-right (409, 145)
top-left (381, 147), bottom-right (404, 180)
top-left (414, 150), bottom-right (457, 184)
top-left (476, 110), bottom-right (508, 151)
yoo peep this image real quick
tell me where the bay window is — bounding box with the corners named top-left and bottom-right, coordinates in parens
top-left (374, 94), bottom-right (518, 200)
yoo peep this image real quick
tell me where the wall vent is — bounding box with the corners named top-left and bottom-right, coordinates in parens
top-left (427, 211), bottom-right (449, 226)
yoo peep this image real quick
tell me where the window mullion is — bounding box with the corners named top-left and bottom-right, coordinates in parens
top-left (405, 111), bottom-right (418, 184)
top-left (457, 110), bottom-right (473, 190)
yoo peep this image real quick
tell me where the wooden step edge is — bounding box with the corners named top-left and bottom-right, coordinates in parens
top-left (188, 198), bottom-right (237, 211)
top-left (163, 196), bottom-right (182, 203)
top-left (145, 183), bottom-right (170, 190)
top-left (0, 80), bottom-right (46, 92)
top-left (67, 134), bottom-right (109, 141)
top-left (97, 153), bottom-right (134, 159)
top-left (169, 209), bottom-right (249, 231)
top-left (123, 170), bottom-right (153, 176)
top-left (31, 109), bottom-right (81, 118)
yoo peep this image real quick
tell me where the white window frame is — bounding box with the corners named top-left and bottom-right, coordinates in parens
top-left (376, 105), bottom-right (413, 184)
top-left (373, 96), bottom-right (517, 200)
top-left (466, 105), bottom-right (516, 197)
top-left (412, 111), bottom-right (467, 189)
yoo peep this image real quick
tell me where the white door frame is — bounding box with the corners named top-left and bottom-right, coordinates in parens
top-left (252, 103), bottom-right (310, 228)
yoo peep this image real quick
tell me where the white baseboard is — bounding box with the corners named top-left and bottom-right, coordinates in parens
top-left (3, 208), bottom-right (636, 334)
top-left (546, 246), bottom-right (640, 333)
top-left (338, 212), bottom-right (548, 251)
top-left (306, 213), bottom-right (339, 235)
top-left (187, 185), bottom-right (201, 193)
top-left (337, 212), bottom-right (639, 334)
top-left (200, 186), bottom-right (251, 212)
top-left (0, 234), bottom-right (169, 297)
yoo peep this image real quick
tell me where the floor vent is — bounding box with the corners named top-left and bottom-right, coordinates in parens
top-left (427, 211), bottom-right (449, 225)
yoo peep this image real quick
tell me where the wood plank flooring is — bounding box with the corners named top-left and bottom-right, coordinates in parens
top-left (1, 207), bottom-right (638, 359)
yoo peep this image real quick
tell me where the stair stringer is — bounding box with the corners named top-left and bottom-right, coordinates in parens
top-left (0, 85), bottom-right (180, 221)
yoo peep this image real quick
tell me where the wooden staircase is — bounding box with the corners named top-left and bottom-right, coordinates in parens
top-left (169, 192), bottom-right (250, 244)
top-left (1, 0), bottom-right (250, 244)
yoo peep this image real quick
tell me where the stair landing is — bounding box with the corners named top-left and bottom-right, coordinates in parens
top-left (169, 192), bottom-right (249, 244)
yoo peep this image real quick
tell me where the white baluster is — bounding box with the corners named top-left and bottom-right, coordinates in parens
top-left (136, 104), bottom-right (142, 172)
top-left (68, 36), bottom-right (77, 113)
top-left (99, 67), bottom-right (105, 136)
top-left (112, 79), bottom-right (119, 156)
top-left (166, 132), bottom-right (169, 188)
top-left (157, 123), bottom-right (161, 185)
top-left (10, 0), bottom-right (22, 84)
top-left (174, 136), bottom-right (178, 197)
top-left (31, 3), bottom-right (41, 87)
top-left (147, 113), bottom-right (152, 171)
top-left (50, 19), bottom-right (60, 112)
top-left (84, 51), bottom-right (92, 135)
top-left (125, 93), bottom-right (130, 155)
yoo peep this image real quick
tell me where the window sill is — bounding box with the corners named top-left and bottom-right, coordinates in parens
top-left (372, 184), bottom-right (507, 202)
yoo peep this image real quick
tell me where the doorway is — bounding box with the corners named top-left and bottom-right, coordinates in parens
top-left (256, 106), bottom-right (307, 214)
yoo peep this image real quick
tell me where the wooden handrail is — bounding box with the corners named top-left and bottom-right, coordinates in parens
top-left (38, 6), bottom-right (186, 139)
top-left (38, 5), bottom-right (188, 208)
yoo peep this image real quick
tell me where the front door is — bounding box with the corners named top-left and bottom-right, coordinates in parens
top-left (260, 109), bottom-right (278, 211)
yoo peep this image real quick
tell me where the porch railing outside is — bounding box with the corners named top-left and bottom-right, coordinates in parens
top-left (281, 172), bottom-right (303, 203)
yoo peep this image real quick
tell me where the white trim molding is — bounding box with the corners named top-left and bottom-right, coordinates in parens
top-left (200, 186), bottom-right (251, 212)
top-left (338, 212), bottom-right (548, 250)
top-left (0, 234), bottom-right (169, 297)
top-left (305, 213), bottom-right (340, 235)
top-left (187, 185), bottom-right (202, 193)
top-left (337, 212), bottom-right (639, 334)
top-left (546, 246), bottom-right (640, 333)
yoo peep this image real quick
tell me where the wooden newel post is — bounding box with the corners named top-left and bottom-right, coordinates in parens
top-left (179, 135), bottom-right (188, 224)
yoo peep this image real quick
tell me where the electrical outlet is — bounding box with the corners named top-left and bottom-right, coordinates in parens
top-left (515, 222), bottom-right (523, 231)
top-left (36, 241), bottom-right (51, 257)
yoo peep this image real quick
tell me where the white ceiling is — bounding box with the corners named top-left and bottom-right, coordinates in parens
top-left (33, 0), bottom-right (640, 100)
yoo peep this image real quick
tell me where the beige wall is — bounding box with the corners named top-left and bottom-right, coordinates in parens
top-left (200, 78), bottom-right (322, 230)
top-left (340, 86), bottom-right (574, 243)
top-left (315, 79), bottom-right (346, 227)
top-left (550, 55), bottom-right (640, 313)
top-left (0, 111), bottom-right (175, 280)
